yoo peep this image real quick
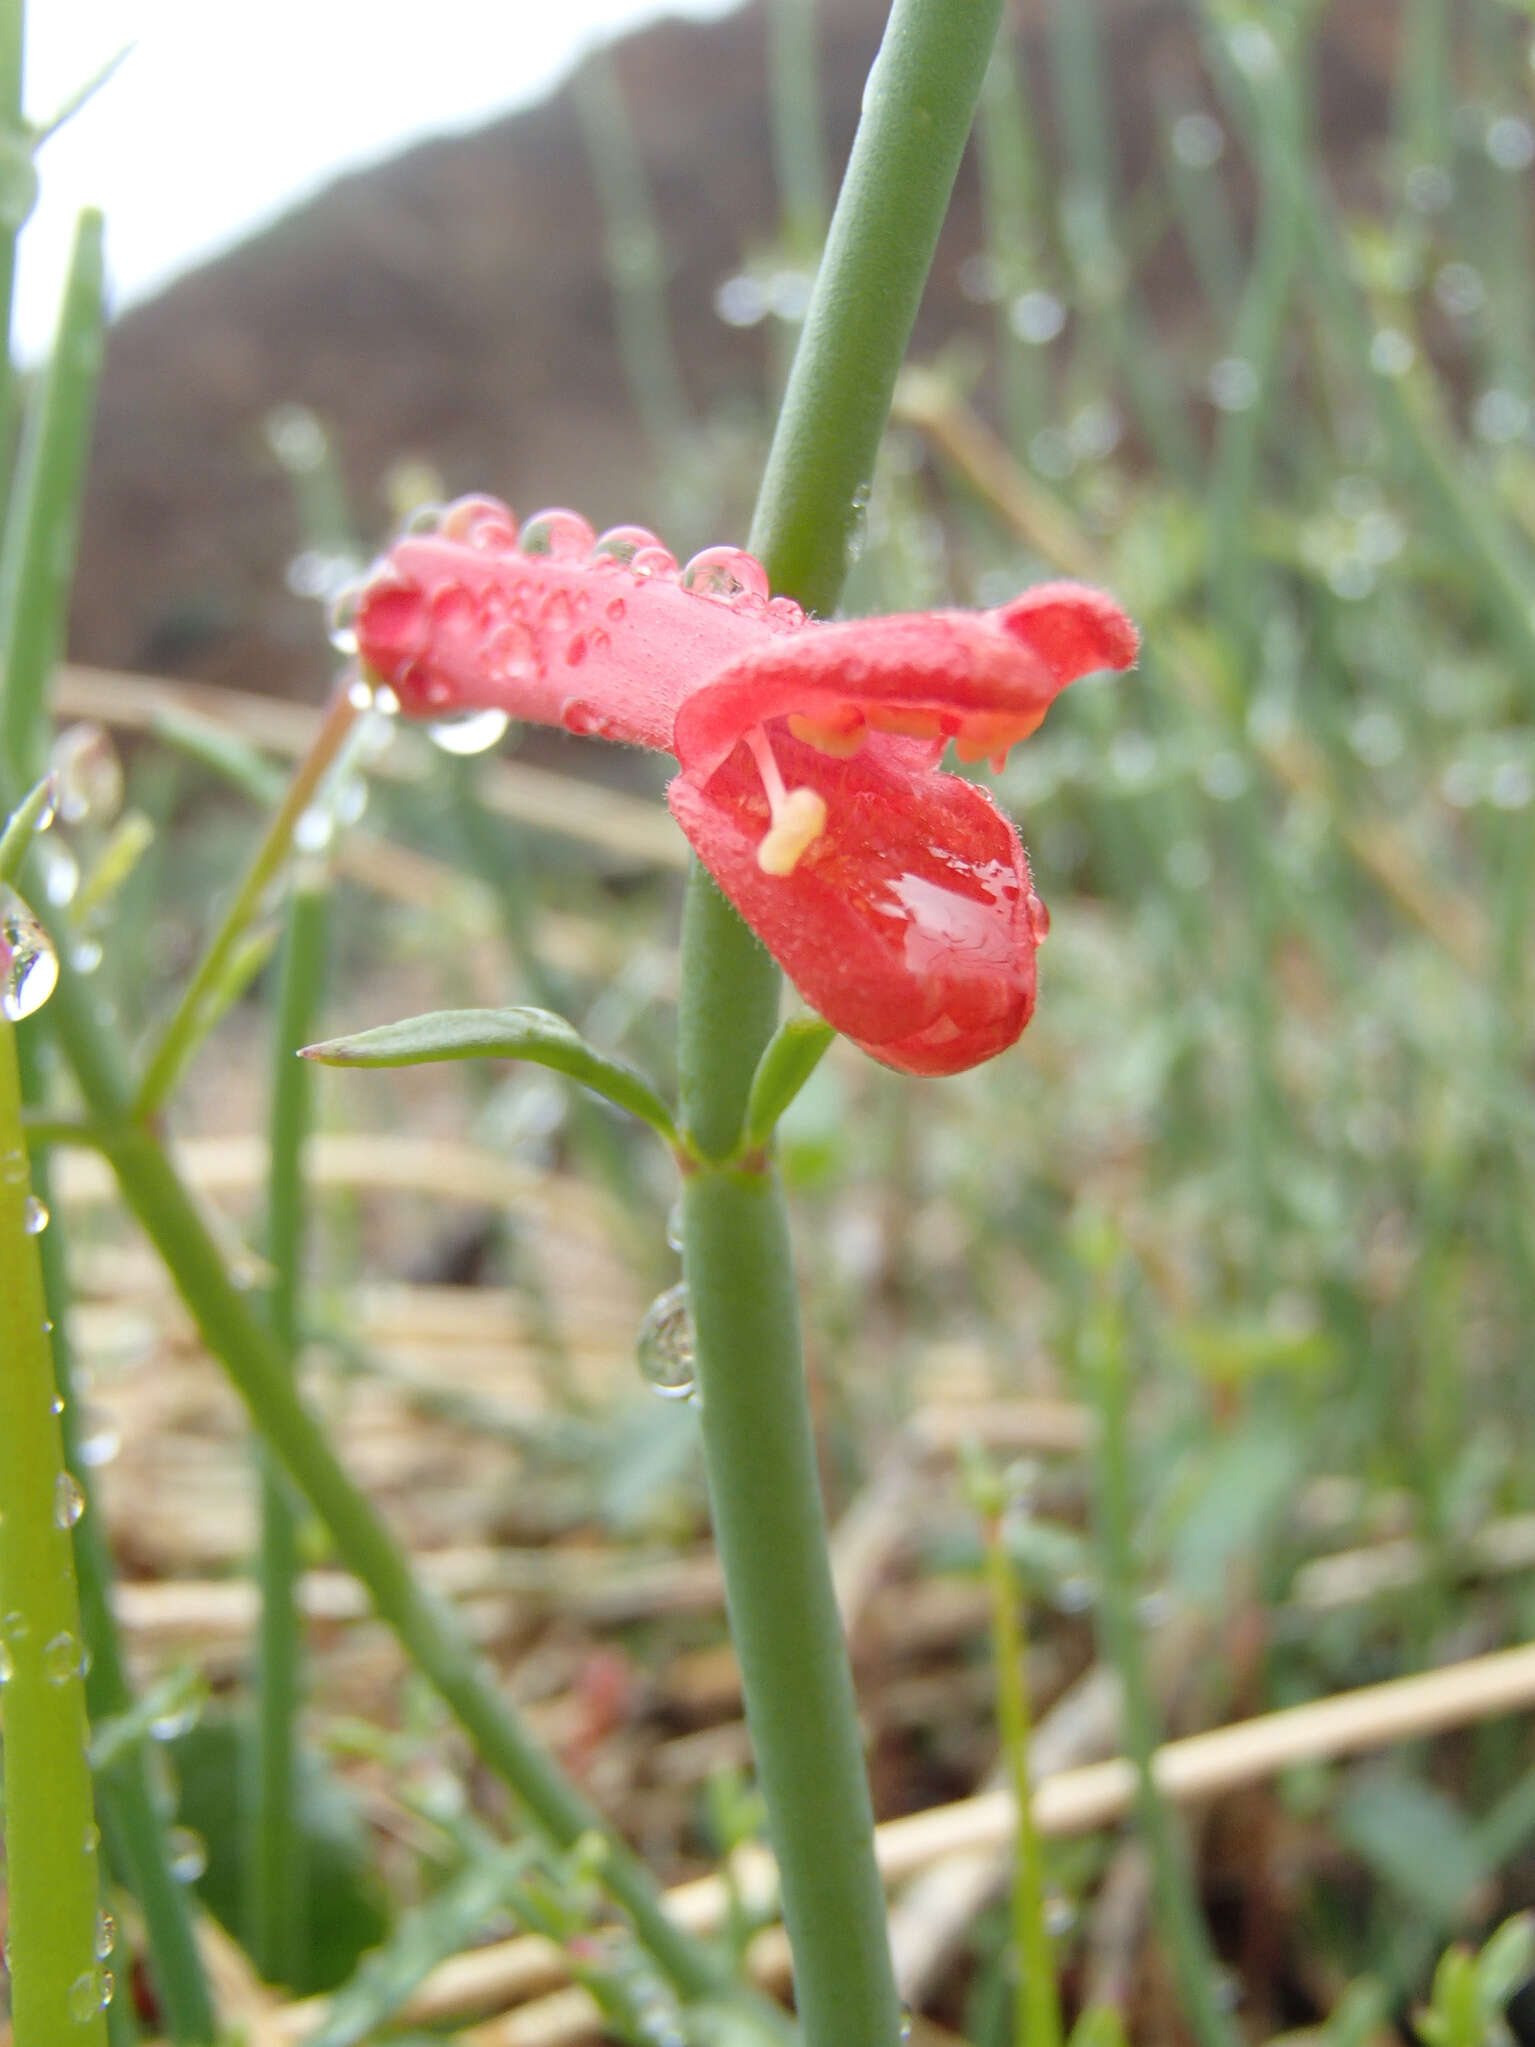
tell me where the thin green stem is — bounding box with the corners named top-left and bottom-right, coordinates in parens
top-left (748, 0), bottom-right (1007, 615)
top-left (1083, 1255), bottom-right (1240, 2047)
top-left (681, 1162), bottom-right (899, 2047)
top-left (248, 873), bottom-right (330, 1985)
top-left (133, 682), bottom-right (358, 1118)
top-left (0, 1015), bottom-right (109, 2046)
top-left (983, 1513), bottom-right (1062, 2047)
top-left (0, 0), bottom-right (22, 451)
top-left (769, 0), bottom-right (829, 257)
top-left (673, 6), bottom-right (1007, 2040)
top-left (0, 209), bottom-right (104, 788)
top-left (20, 1039), bottom-right (217, 2044)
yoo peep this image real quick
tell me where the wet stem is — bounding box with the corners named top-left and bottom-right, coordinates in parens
top-left (0, 1012), bottom-right (110, 2046)
top-left (674, 1), bottom-right (1006, 2040)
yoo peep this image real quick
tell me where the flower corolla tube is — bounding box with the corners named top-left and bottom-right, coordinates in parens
top-left (353, 499), bottom-right (1137, 1077)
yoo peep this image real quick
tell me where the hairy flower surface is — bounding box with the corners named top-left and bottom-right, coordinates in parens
top-left (353, 498), bottom-right (1137, 1076)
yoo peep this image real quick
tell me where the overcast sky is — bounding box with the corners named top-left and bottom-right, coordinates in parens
top-left (20, 0), bottom-right (742, 358)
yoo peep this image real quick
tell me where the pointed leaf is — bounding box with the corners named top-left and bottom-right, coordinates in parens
top-left (745, 1016), bottom-right (836, 1149)
top-left (0, 773), bottom-right (56, 885)
top-left (302, 1006), bottom-right (679, 1145)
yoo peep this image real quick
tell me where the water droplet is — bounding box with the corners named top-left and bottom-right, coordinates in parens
top-left (1208, 355), bottom-right (1259, 413)
top-left (43, 1629), bottom-right (82, 1682)
top-left (0, 1639), bottom-right (11, 1683)
top-left (426, 706), bottom-right (511, 756)
top-left (82, 1823), bottom-right (100, 1856)
top-left (265, 403), bottom-right (326, 473)
top-left (50, 1393), bottom-right (64, 1415)
top-left (766, 594), bottom-right (806, 626)
top-left (39, 838), bottom-right (78, 908)
top-left (3, 1609), bottom-right (29, 1644)
top-left (440, 493), bottom-right (518, 549)
top-left (329, 585), bottom-right (363, 657)
top-left (148, 1690), bottom-right (203, 1742)
top-left (24, 1193), bottom-right (47, 1236)
top-left (1025, 892), bottom-right (1051, 944)
top-left (1008, 288), bottom-right (1066, 345)
top-left (636, 1282), bottom-right (697, 1400)
top-left (520, 508), bottom-right (595, 559)
top-left (1488, 115), bottom-right (1535, 172)
top-left (1369, 328), bottom-right (1416, 378)
top-left (0, 1149), bottom-right (22, 1185)
top-left (1171, 111), bottom-right (1224, 169)
top-left (69, 937), bottom-right (103, 976)
top-left (76, 1408), bottom-right (121, 1470)
top-left (714, 272), bottom-right (769, 327)
top-left (630, 544), bottom-right (680, 579)
top-left (94, 1911), bottom-right (115, 1961)
top-left (50, 724), bottom-right (123, 828)
top-left (54, 1472), bottom-right (85, 1529)
top-left (0, 886), bottom-right (59, 1019)
top-left (666, 1196), bottom-right (685, 1253)
top-left (681, 546), bottom-right (771, 607)
top-left (168, 1827), bottom-right (207, 1884)
top-left (591, 523), bottom-right (663, 566)
top-left (293, 805), bottom-right (334, 854)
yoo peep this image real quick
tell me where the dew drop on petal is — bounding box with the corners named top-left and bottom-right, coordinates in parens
top-left (630, 543), bottom-right (680, 579)
top-left (591, 523), bottom-right (663, 565)
top-left (681, 545), bottom-right (771, 607)
top-left (440, 493), bottom-right (519, 549)
top-left (426, 707), bottom-right (510, 756)
top-left (0, 886), bottom-right (59, 1020)
top-left (636, 1282), bottom-right (697, 1400)
top-left (54, 1472), bottom-right (84, 1529)
top-left (520, 508), bottom-right (596, 559)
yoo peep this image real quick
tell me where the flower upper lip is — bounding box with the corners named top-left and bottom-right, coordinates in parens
top-left (352, 498), bottom-right (1137, 1077)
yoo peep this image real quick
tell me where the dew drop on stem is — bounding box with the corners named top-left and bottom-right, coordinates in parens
top-left (0, 886), bottom-right (58, 1020)
top-left (636, 1282), bottom-right (697, 1400)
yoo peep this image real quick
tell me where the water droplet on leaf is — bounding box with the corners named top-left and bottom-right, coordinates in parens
top-left (0, 887), bottom-right (59, 1019)
top-left (24, 1193), bottom-right (48, 1235)
top-left (55, 1472), bottom-right (85, 1528)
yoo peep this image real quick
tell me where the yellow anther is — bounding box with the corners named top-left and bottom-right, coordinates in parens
top-left (787, 712), bottom-right (866, 758)
top-left (756, 787), bottom-right (828, 875)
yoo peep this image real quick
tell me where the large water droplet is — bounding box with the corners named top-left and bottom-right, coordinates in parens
top-left (54, 1472), bottom-right (85, 1529)
top-left (426, 707), bottom-right (511, 756)
top-left (635, 1282), bottom-right (697, 1400)
top-left (67, 1966), bottom-right (113, 2022)
top-left (24, 1193), bottom-right (48, 1235)
top-left (0, 886), bottom-right (59, 1019)
top-left (682, 546), bottom-right (772, 608)
top-left (520, 508), bottom-right (595, 559)
top-left (50, 724), bottom-right (123, 828)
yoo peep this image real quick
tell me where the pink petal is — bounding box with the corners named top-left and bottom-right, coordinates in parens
top-left (669, 732), bottom-right (1044, 1077)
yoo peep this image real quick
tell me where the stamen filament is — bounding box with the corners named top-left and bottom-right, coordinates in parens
top-left (745, 726), bottom-right (828, 876)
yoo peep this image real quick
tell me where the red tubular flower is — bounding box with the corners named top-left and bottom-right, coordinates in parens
top-left (351, 498), bottom-right (1137, 1077)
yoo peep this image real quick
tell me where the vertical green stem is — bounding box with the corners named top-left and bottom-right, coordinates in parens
top-left (0, 1016), bottom-right (109, 2046)
top-left (1083, 1253), bottom-right (1240, 2047)
top-left (674, 4), bottom-right (1006, 2041)
top-left (22, 1063), bottom-right (217, 2044)
top-left (248, 873), bottom-right (330, 1983)
top-left (769, 0), bottom-right (829, 257)
top-left (983, 1513), bottom-right (1062, 2047)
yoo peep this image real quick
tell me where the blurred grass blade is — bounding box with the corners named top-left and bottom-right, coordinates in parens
top-left (0, 208), bottom-right (105, 785)
top-left (0, 770), bottom-right (55, 883)
top-left (31, 42), bottom-right (134, 149)
top-left (302, 1004), bottom-right (681, 1147)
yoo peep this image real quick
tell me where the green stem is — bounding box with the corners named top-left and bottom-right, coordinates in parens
top-left (0, 1016), bottom-right (109, 2046)
top-left (134, 682), bottom-right (359, 1119)
top-left (32, 941), bottom-right (734, 2012)
top-left (983, 1514), bottom-right (1062, 2047)
top-left (672, 6), bottom-right (1007, 2039)
top-left (769, 0), bottom-right (829, 257)
top-left (21, 1047), bottom-right (217, 2044)
top-left (248, 873), bottom-right (329, 1984)
top-left (749, 0), bottom-right (1007, 616)
top-left (1083, 1255), bottom-right (1240, 2047)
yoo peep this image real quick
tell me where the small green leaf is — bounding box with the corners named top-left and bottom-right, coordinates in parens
top-left (0, 773), bottom-right (57, 886)
top-left (302, 1006), bottom-right (679, 1145)
top-left (744, 1017), bottom-right (835, 1149)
